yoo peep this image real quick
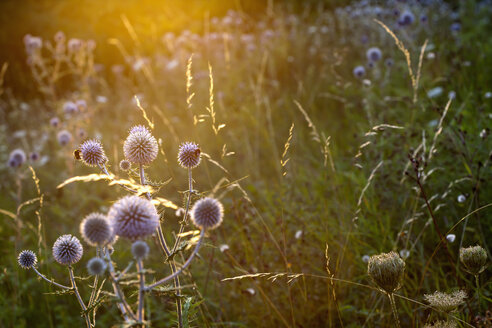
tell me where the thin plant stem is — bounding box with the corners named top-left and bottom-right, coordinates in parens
top-left (388, 293), bottom-right (401, 328)
top-left (138, 164), bottom-right (183, 327)
top-left (88, 248), bottom-right (100, 309)
top-left (145, 229), bottom-right (205, 291)
top-left (32, 267), bottom-right (71, 289)
top-left (475, 275), bottom-right (481, 313)
top-left (68, 266), bottom-right (91, 328)
top-left (98, 163), bottom-right (138, 193)
top-left (137, 260), bottom-right (145, 326)
top-left (104, 249), bottom-right (136, 322)
top-left (172, 167), bottom-right (193, 254)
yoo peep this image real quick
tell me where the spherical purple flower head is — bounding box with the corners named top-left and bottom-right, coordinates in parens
top-left (79, 139), bottom-right (107, 167)
top-left (8, 149), bottom-right (26, 168)
top-left (57, 130), bottom-right (72, 146)
top-left (191, 197), bottom-right (224, 230)
top-left (87, 257), bottom-right (106, 276)
top-left (63, 101), bottom-right (78, 115)
top-left (108, 196), bottom-right (159, 240)
top-left (385, 58), bottom-right (394, 67)
top-left (50, 117), bottom-right (60, 128)
top-left (80, 213), bottom-right (113, 246)
top-left (29, 152), bottom-right (40, 162)
top-left (67, 38), bottom-right (83, 53)
top-left (52, 234), bottom-right (83, 265)
top-left (178, 142), bottom-right (201, 169)
top-left (18, 250), bottom-right (37, 269)
top-left (366, 47), bottom-right (382, 62)
top-left (399, 10), bottom-right (415, 26)
top-left (131, 240), bottom-right (150, 260)
top-left (450, 22), bottom-right (461, 32)
top-left (76, 99), bottom-right (87, 111)
top-left (123, 126), bottom-right (158, 165)
top-left (119, 160), bottom-right (131, 171)
top-left (353, 65), bottom-right (366, 78)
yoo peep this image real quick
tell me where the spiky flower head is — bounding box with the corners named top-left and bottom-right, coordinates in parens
top-left (8, 149), bottom-right (27, 168)
top-left (87, 257), bottom-right (107, 276)
top-left (108, 195), bottom-right (159, 240)
top-left (131, 240), bottom-right (150, 260)
top-left (460, 245), bottom-right (488, 275)
top-left (50, 117), bottom-right (60, 128)
top-left (57, 130), bottom-right (72, 146)
top-left (29, 152), bottom-right (40, 162)
top-left (399, 10), bottom-right (415, 26)
top-left (18, 250), bottom-right (37, 269)
top-left (367, 251), bottom-right (405, 293)
top-left (191, 197), bottom-right (224, 230)
top-left (423, 320), bottom-right (457, 328)
top-left (424, 290), bottom-right (466, 313)
top-left (123, 125), bottom-right (158, 165)
top-left (178, 142), bottom-right (201, 169)
top-left (52, 234), bottom-right (83, 265)
top-left (79, 139), bottom-right (107, 167)
top-left (353, 65), bottom-right (366, 78)
top-left (80, 213), bottom-right (113, 246)
top-left (366, 47), bottom-right (382, 62)
top-left (119, 159), bottom-right (131, 171)
top-left (63, 101), bottom-right (78, 115)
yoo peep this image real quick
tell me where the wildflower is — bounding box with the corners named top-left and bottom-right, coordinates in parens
top-left (63, 101), bottom-right (78, 115)
top-left (424, 290), bottom-right (466, 312)
top-left (446, 234), bottom-right (456, 243)
top-left (119, 160), bottom-right (131, 171)
top-left (79, 139), bottom-right (107, 167)
top-left (479, 129), bottom-right (488, 139)
top-left (385, 58), bottom-right (394, 67)
top-left (485, 91), bottom-right (492, 99)
top-left (366, 47), bottom-right (382, 62)
top-left (87, 257), bottom-right (106, 276)
top-left (460, 245), bottom-right (488, 275)
top-left (399, 10), bottom-right (415, 26)
top-left (80, 213), bottom-right (112, 246)
top-left (57, 130), bottom-right (72, 146)
top-left (18, 250), bottom-right (37, 269)
top-left (424, 320), bottom-right (457, 328)
top-left (368, 251), bottom-right (405, 293)
top-left (50, 117), bottom-right (60, 128)
top-left (450, 23), bottom-right (461, 32)
top-left (123, 125), bottom-right (158, 165)
top-left (52, 234), bottom-right (83, 265)
top-left (177, 142), bottom-right (201, 169)
top-left (29, 152), bottom-right (40, 162)
top-left (399, 249), bottom-right (410, 259)
top-left (131, 240), bottom-right (150, 260)
top-left (457, 195), bottom-right (466, 203)
top-left (108, 196), bottom-right (159, 240)
top-left (427, 87), bottom-right (443, 98)
top-left (295, 230), bottom-right (303, 239)
top-left (8, 149), bottom-right (27, 168)
top-left (353, 65), bottom-right (366, 78)
top-left (76, 100), bottom-right (87, 111)
top-left (219, 244), bottom-right (230, 252)
top-left (190, 197), bottom-right (224, 230)
top-left (362, 255), bottom-right (370, 263)
top-left (448, 91), bottom-right (456, 100)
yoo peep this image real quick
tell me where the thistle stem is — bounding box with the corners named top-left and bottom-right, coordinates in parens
top-left (172, 168), bottom-right (193, 254)
top-left (388, 293), bottom-right (401, 328)
top-left (32, 267), bottom-right (71, 289)
top-left (68, 266), bottom-right (91, 328)
top-left (137, 260), bottom-right (145, 326)
top-left (145, 229), bottom-right (205, 291)
top-left (475, 275), bottom-right (481, 312)
top-left (139, 164), bottom-right (183, 327)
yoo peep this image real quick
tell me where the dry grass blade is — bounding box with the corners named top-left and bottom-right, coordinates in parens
top-left (57, 173), bottom-right (114, 189)
top-left (151, 197), bottom-right (179, 210)
top-left (280, 123), bottom-right (294, 177)
top-left (356, 161), bottom-right (384, 209)
top-left (134, 95), bottom-right (154, 130)
top-left (186, 54), bottom-right (195, 109)
top-left (428, 98), bottom-right (452, 162)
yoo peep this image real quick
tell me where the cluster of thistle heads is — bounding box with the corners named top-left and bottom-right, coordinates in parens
top-left (366, 245), bottom-right (488, 326)
top-left (18, 124), bottom-right (223, 279)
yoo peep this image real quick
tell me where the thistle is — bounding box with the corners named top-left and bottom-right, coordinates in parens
top-left (177, 142), bottom-right (201, 169)
top-left (8, 149), bottom-right (27, 168)
top-left (18, 250), bottom-right (37, 269)
top-left (79, 139), bottom-right (107, 167)
top-left (366, 47), bottom-right (382, 62)
top-left (119, 159), bottom-right (131, 171)
top-left (87, 257), bottom-right (107, 276)
top-left (57, 130), bottom-right (72, 147)
top-left (190, 197), bottom-right (224, 230)
top-left (108, 195), bottom-right (159, 240)
top-left (52, 234), bottom-right (83, 265)
top-left (123, 125), bottom-right (158, 165)
top-left (131, 240), bottom-right (150, 260)
top-left (80, 213), bottom-right (113, 246)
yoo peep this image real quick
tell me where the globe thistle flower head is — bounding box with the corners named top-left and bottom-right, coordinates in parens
top-left (460, 245), bottom-right (488, 275)
top-left (191, 197), bottom-right (224, 230)
top-left (57, 130), bottom-right (72, 146)
top-left (353, 65), bottom-right (365, 78)
top-left (178, 142), bottom-right (201, 169)
top-left (119, 159), bottom-right (131, 171)
top-left (29, 152), bottom-right (40, 162)
top-left (424, 290), bottom-right (466, 313)
top-left (108, 196), bottom-right (159, 240)
top-left (63, 101), bottom-right (78, 115)
top-left (8, 149), bottom-right (27, 168)
top-left (385, 58), bottom-right (394, 67)
top-left (366, 47), bottom-right (382, 62)
top-left (131, 240), bottom-right (150, 260)
top-left (52, 234), bottom-right (83, 265)
top-left (87, 257), bottom-right (107, 276)
top-left (123, 126), bottom-right (158, 165)
top-left (76, 99), bottom-right (87, 111)
top-left (399, 10), bottom-right (415, 26)
top-left (18, 250), bottom-right (37, 269)
top-left (367, 251), bottom-right (405, 293)
top-left (80, 213), bottom-right (113, 246)
top-left (79, 139), bottom-right (107, 167)
top-left (50, 117), bottom-right (60, 128)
